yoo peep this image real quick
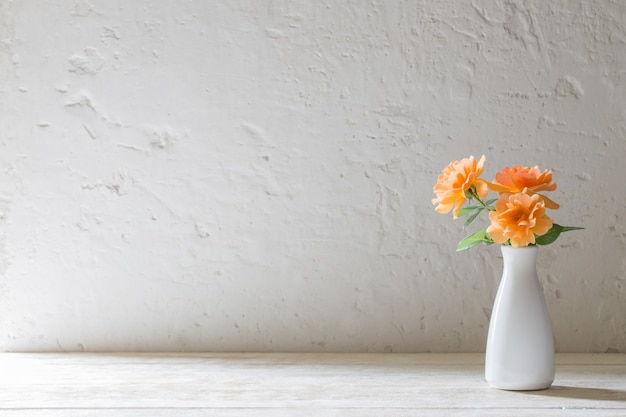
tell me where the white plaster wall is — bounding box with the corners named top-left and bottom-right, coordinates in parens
top-left (0, 1), bottom-right (624, 352)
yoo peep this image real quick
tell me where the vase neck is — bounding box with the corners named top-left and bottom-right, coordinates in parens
top-left (500, 245), bottom-right (538, 273)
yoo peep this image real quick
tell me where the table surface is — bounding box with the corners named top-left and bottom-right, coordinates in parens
top-left (0, 353), bottom-right (624, 416)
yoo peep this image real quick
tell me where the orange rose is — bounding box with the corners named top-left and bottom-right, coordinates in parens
top-left (433, 155), bottom-right (489, 218)
top-left (486, 191), bottom-right (553, 247)
top-left (489, 165), bottom-right (560, 209)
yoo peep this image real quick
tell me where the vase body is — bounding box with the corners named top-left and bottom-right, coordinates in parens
top-left (485, 245), bottom-right (555, 390)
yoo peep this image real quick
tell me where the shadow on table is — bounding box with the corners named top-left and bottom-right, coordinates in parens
top-left (528, 385), bottom-right (626, 402)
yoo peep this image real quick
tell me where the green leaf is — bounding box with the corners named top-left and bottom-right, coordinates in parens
top-left (457, 206), bottom-right (481, 217)
top-left (559, 226), bottom-right (585, 232)
top-left (463, 208), bottom-right (482, 228)
top-left (484, 198), bottom-right (498, 207)
top-left (457, 229), bottom-right (494, 251)
top-left (534, 224), bottom-right (563, 245)
top-left (535, 224), bottom-right (584, 246)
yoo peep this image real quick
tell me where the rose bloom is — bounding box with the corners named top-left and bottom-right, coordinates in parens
top-left (433, 155), bottom-right (488, 218)
top-left (489, 165), bottom-right (560, 209)
top-left (486, 191), bottom-right (553, 247)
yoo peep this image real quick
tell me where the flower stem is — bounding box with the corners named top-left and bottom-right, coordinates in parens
top-left (468, 188), bottom-right (495, 210)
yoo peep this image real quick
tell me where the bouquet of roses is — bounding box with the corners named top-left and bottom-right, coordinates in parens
top-left (432, 155), bottom-right (582, 251)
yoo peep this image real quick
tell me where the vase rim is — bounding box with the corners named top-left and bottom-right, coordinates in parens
top-left (500, 245), bottom-right (539, 251)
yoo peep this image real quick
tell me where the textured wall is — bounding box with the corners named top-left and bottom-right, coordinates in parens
top-left (0, 1), bottom-right (624, 352)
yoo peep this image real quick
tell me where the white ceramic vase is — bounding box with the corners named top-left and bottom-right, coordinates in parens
top-left (485, 245), bottom-right (555, 390)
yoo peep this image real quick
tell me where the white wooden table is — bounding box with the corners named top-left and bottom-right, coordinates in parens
top-left (0, 353), bottom-right (624, 416)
